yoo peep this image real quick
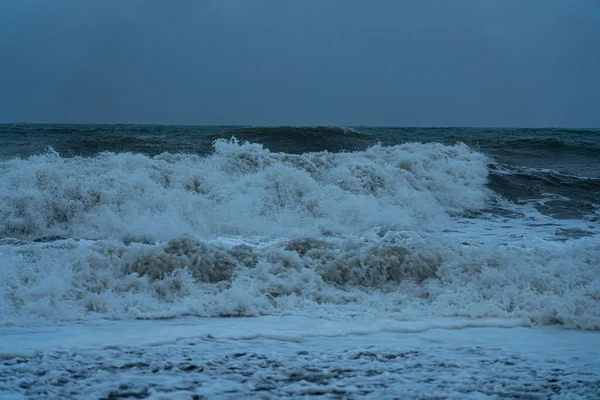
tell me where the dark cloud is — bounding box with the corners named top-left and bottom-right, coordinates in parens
top-left (1, 0), bottom-right (599, 126)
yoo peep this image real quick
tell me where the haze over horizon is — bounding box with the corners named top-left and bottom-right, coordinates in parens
top-left (1, 0), bottom-right (599, 128)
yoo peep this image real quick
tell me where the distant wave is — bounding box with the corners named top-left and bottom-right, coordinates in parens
top-left (57, 134), bottom-right (170, 155)
top-left (217, 125), bottom-right (378, 154)
top-left (468, 137), bottom-right (600, 161)
top-left (489, 163), bottom-right (600, 185)
top-left (0, 124), bottom-right (379, 158)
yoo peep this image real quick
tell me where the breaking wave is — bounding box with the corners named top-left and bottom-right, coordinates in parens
top-left (0, 139), bottom-right (489, 241)
top-left (0, 139), bottom-right (599, 330)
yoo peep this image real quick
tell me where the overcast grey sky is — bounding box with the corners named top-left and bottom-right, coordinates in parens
top-left (1, 0), bottom-right (599, 127)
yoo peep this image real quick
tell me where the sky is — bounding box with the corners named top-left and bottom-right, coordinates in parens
top-left (0, 0), bottom-right (599, 127)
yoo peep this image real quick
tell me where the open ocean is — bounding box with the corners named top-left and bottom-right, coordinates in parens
top-left (1, 124), bottom-right (599, 398)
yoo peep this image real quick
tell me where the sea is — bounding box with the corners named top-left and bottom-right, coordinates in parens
top-left (1, 124), bottom-right (599, 398)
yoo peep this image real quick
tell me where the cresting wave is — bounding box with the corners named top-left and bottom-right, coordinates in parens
top-left (0, 139), bottom-right (599, 329)
top-left (0, 139), bottom-right (489, 241)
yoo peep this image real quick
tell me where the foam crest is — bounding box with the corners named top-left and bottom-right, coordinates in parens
top-left (0, 140), bottom-right (490, 241)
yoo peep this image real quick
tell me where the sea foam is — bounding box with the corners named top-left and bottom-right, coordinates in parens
top-left (0, 139), bottom-right (598, 329)
top-left (0, 139), bottom-right (490, 241)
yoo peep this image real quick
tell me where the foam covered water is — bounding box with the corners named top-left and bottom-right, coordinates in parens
top-left (0, 139), bottom-right (491, 240)
top-left (1, 138), bottom-right (599, 329)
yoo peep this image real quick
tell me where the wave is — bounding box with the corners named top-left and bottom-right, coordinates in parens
top-left (489, 163), bottom-right (600, 191)
top-left (0, 124), bottom-right (379, 159)
top-left (485, 137), bottom-right (600, 152)
top-left (0, 139), bottom-right (489, 241)
top-left (53, 134), bottom-right (171, 157)
top-left (487, 163), bottom-right (600, 219)
top-left (472, 137), bottom-right (600, 176)
top-left (0, 139), bottom-right (599, 330)
top-left (219, 126), bottom-right (377, 154)
top-left (1, 229), bottom-right (598, 329)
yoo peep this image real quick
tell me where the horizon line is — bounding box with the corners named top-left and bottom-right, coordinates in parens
top-left (1, 122), bottom-right (598, 130)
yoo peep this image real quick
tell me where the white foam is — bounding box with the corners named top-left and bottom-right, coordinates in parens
top-left (1, 226), bottom-right (598, 329)
top-left (0, 140), bottom-right (490, 241)
top-left (2, 318), bottom-right (598, 398)
top-left (0, 315), bottom-right (529, 356)
top-left (0, 141), bottom-right (599, 330)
